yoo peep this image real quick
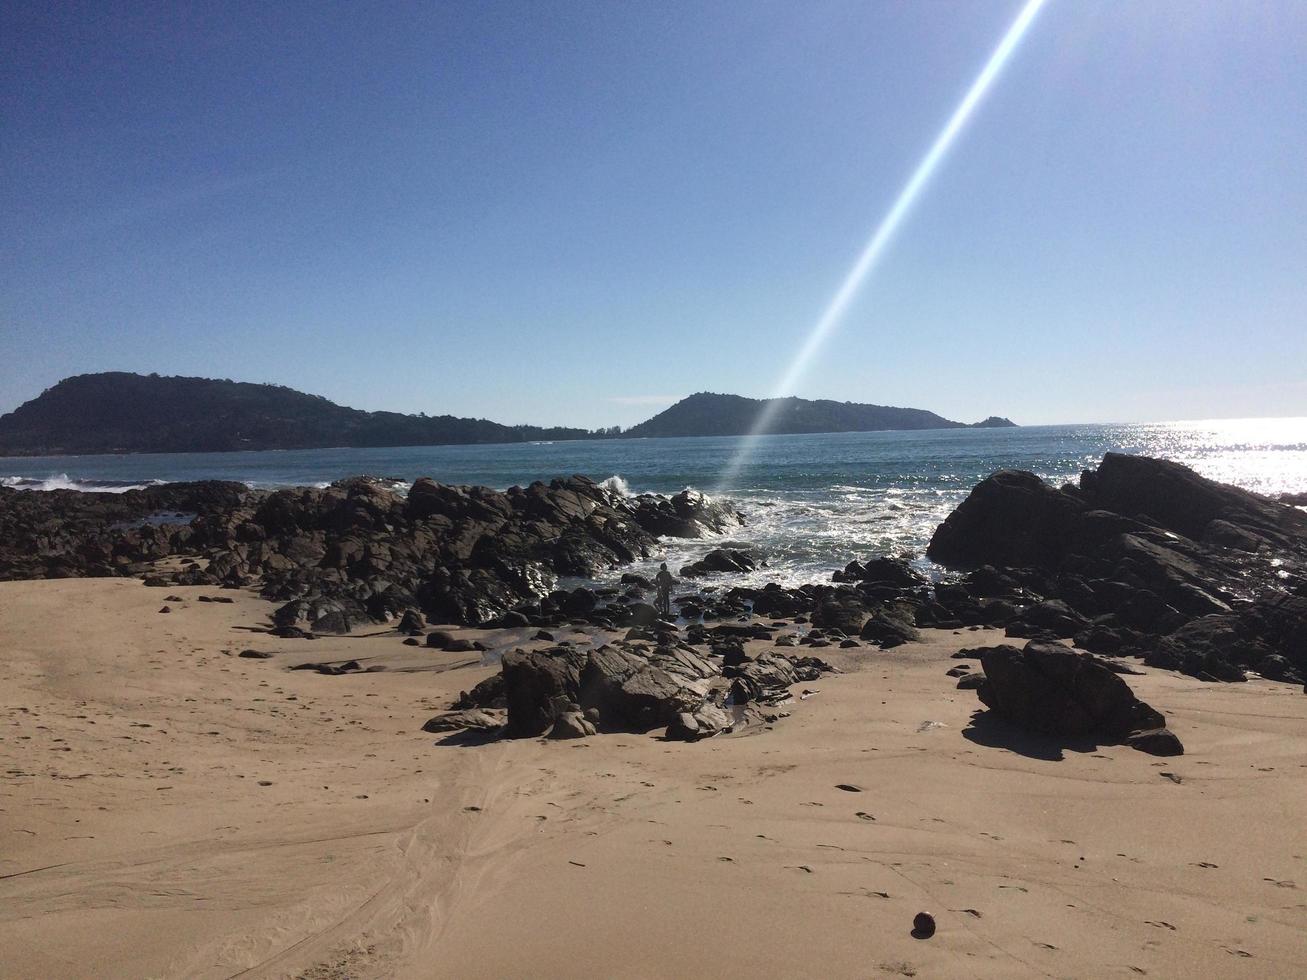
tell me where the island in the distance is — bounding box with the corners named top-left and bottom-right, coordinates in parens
top-left (0, 372), bottom-right (1015, 456)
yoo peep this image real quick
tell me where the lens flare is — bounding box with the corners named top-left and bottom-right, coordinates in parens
top-left (715, 0), bottom-right (1048, 493)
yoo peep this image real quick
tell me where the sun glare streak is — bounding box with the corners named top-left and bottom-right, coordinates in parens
top-left (714, 0), bottom-right (1049, 493)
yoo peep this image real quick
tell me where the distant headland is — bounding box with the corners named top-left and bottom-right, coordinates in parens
top-left (0, 372), bottom-right (1015, 457)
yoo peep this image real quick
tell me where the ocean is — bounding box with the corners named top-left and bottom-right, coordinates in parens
top-left (3, 419), bottom-right (1306, 589)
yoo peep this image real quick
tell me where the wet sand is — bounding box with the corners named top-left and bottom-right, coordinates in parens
top-left (3, 578), bottom-right (1306, 978)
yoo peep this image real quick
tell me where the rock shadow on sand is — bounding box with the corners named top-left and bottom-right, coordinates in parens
top-left (961, 710), bottom-right (1103, 762)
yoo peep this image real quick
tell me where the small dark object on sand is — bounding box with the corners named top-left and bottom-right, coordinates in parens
top-left (912, 912), bottom-right (936, 939)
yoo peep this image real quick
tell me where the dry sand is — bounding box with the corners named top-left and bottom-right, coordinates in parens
top-left (3, 577), bottom-right (1306, 978)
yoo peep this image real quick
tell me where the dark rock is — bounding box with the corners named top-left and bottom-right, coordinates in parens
top-left (453, 673), bottom-right (506, 710)
top-left (680, 549), bottom-right (757, 577)
top-left (928, 455), bottom-right (1307, 686)
top-left (836, 556), bottom-right (927, 588)
top-left (1146, 615), bottom-right (1259, 682)
top-left (502, 647), bottom-right (587, 738)
top-left (238, 649), bottom-right (273, 659)
top-left (1006, 599), bottom-right (1088, 639)
top-left (956, 672), bottom-right (986, 690)
top-left (630, 489), bottom-right (744, 539)
top-left (1124, 727), bottom-right (1185, 756)
top-left (561, 588), bottom-right (598, 616)
top-left (927, 469), bottom-right (1087, 568)
top-left (812, 599), bottom-right (867, 635)
top-left (617, 602), bottom-right (660, 628)
top-left (911, 912), bottom-right (936, 939)
top-left (396, 608), bottom-right (426, 633)
top-left (859, 608), bottom-right (920, 648)
top-left (974, 641), bottom-right (1166, 744)
top-left (578, 646), bottom-right (716, 731)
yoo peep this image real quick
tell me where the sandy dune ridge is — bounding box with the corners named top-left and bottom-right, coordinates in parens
top-left (3, 578), bottom-right (1306, 978)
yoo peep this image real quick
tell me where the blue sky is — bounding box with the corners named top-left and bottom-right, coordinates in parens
top-left (3, 1), bottom-right (1304, 428)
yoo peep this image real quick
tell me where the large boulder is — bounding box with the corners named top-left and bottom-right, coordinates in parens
top-left (578, 645), bottom-right (716, 731)
top-left (836, 556), bottom-right (927, 588)
top-left (811, 597), bottom-right (868, 634)
top-left (859, 607), bottom-right (921, 648)
top-left (974, 641), bottom-right (1179, 753)
top-left (1085, 452), bottom-right (1307, 550)
top-left (501, 647), bottom-right (587, 737)
top-left (927, 470), bottom-right (1087, 569)
top-left (499, 640), bottom-right (826, 740)
top-left (631, 489), bottom-right (743, 538)
top-left (680, 549), bottom-right (756, 577)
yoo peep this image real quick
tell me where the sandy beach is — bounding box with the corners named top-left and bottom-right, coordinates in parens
top-left (3, 578), bottom-right (1305, 978)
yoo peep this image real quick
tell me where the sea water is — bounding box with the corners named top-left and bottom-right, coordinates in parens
top-left (3, 419), bottom-right (1305, 588)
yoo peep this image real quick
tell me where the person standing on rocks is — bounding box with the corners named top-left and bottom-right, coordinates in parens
top-left (655, 562), bottom-right (676, 619)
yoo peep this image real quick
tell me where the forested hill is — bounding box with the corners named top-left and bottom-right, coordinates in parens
top-left (0, 373), bottom-right (599, 455)
top-left (0, 374), bottom-right (1015, 456)
top-left (624, 392), bottom-right (1015, 438)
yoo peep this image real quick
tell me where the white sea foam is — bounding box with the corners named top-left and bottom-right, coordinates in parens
top-left (600, 474), bottom-right (634, 497)
top-left (0, 474), bottom-right (164, 493)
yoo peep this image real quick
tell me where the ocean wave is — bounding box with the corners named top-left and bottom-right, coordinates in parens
top-left (600, 474), bottom-right (634, 496)
top-left (0, 474), bottom-right (166, 493)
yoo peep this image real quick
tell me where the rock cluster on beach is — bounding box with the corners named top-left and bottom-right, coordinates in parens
top-left (4, 451), bottom-right (1305, 747)
top-left (428, 623), bottom-right (833, 742)
top-left (924, 453), bottom-right (1307, 687)
top-left (0, 475), bottom-right (743, 629)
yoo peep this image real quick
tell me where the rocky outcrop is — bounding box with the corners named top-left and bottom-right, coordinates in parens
top-left (0, 480), bottom-right (249, 581)
top-left (631, 489), bottom-right (744, 538)
top-left (927, 455), bottom-right (1307, 685)
top-left (680, 549), bottom-right (756, 577)
top-left (494, 639), bottom-right (832, 739)
top-left (972, 641), bottom-right (1182, 755)
top-left (0, 475), bottom-right (744, 630)
top-left (833, 557), bottom-right (927, 589)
